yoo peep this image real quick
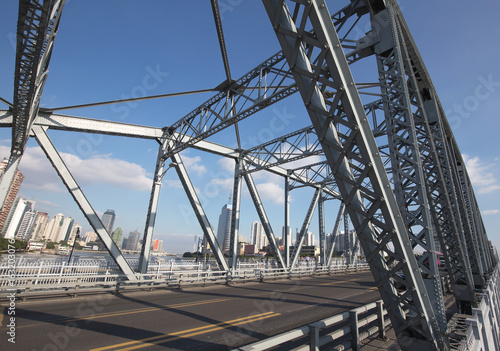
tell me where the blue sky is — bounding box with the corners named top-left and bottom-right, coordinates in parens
top-left (0, 1), bottom-right (499, 254)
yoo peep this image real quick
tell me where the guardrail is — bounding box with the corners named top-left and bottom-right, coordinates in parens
top-left (234, 299), bottom-right (389, 351)
top-left (0, 261), bottom-right (370, 300)
top-left (453, 263), bottom-right (500, 351)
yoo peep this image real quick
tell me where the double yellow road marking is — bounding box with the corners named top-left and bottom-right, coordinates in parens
top-left (320, 277), bottom-right (359, 286)
top-left (90, 311), bottom-right (280, 351)
top-left (15, 298), bottom-right (231, 329)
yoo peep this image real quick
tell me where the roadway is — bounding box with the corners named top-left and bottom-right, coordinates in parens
top-left (0, 271), bottom-right (380, 350)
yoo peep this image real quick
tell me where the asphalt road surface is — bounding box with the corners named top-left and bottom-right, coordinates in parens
top-left (0, 271), bottom-right (380, 350)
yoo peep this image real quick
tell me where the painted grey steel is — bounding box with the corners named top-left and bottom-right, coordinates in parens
top-left (390, 4), bottom-right (477, 308)
top-left (372, 4), bottom-right (447, 331)
top-left (229, 158), bottom-right (243, 270)
top-left (138, 140), bottom-right (169, 274)
top-left (262, 0), bottom-right (443, 348)
top-left (0, 0), bottom-right (66, 210)
top-left (426, 108), bottom-right (475, 304)
top-left (318, 189), bottom-right (326, 265)
top-left (457, 163), bottom-right (486, 283)
top-left (1, 1), bottom-right (496, 347)
top-left (172, 152), bottom-right (229, 271)
top-left (284, 175), bottom-right (291, 267)
top-left (11, 0), bottom-right (66, 158)
top-left (343, 209), bottom-right (352, 265)
top-left (326, 203), bottom-right (345, 267)
top-left (160, 52), bottom-right (297, 160)
top-left (31, 126), bottom-right (138, 280)
top-left (241, 126), bottom-right (323, 174)
top-left (243, 165), bottom-right (285, 269)
top-left (446, 138), bottom-right (484, 288)
top-left (290, 188), bottom-right (320, 268)
top-left (210, 0), bottom-right (232, 85)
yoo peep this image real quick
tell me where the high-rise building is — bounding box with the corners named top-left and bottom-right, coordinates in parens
top-left (101, 209), bottom-right (116, 234)
top-left (15, 207), bottom-right (37, 241)
top-left (0, 159), bottom-right (24, 233)
top-left (67, 224), bottom-right (82, 246)
top-left (121, 237), bottom-right (128, 250)
top-left (84, 231), bottom-right (97, 243)
top-left (216, 204), bottom-right (232, 252)
top-left (250, 221), bottom-right (267, 250)
top-left (126, 230), bottom-right (141, 251)
top-left (30, 212), bottom-right (49, 241)
top-left (59, 217), bottom-right (74, 243)
top-left (111, 227), bottom-right (123, 247)
top-left (305, 231), bottom-right (315, 247)
top-left (45, 213), bottom-right (65, 242)
top-left (4, 197), bottom-right (36, 240)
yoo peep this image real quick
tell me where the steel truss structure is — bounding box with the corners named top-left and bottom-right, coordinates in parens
top-left (0, 0), bottom-right (497, 349)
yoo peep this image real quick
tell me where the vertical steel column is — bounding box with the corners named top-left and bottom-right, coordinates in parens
top-left (372, 5), bottom-right (447, 331)
top-left (243, 164), bottom-right (285, 268)
top-left (172, 153), bottom-right (229, 272)
top-left (32, 126), bottom-right (138, 280)
top-left (326, 203), bottom-right (344, 267)
top-left (290, 188), bottom-right (320, 268)
top-left (263, 1), bottom-right (444, 348)
top-left (229, 158), bottom-right (242, 270)
top-left (344, 209), bottom-right (350, 265)
top-left (284, 175), bottom-right (291, 267)
top-left (138, 141), bottom-right (166, 273)
top-left (318, 189), bottom-right (326, 265)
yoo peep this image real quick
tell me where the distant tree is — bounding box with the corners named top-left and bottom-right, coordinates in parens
top-left (183, 252), bottom-right (194, 258)
top-left (0, 239), bottom-right (28, 250)
top-left (74, 242), bottom-right (84, 250)
top-left (46, 242), bottom-right (56, 249)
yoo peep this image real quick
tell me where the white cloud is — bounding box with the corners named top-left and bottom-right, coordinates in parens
top-left (0, 145), bottom-right (65, 193)
top-left (256, 182), bottom-right (284, 204)
top-left (1, 145), bottom-right (154, 192)
top-left (482, 209), bottom-right (500, 216)
top-left (209, 178), bottom-right (234, 194)
top-left (217, 158), bottom-right (235, 173)
top-left (63, 153), bottom-right (153, 191)
top-left (181, 154), bottom-right (207, 176)
top-left (463, 154), bottom-right (500, 194)
top-left (34, 199), bottom-right (61, 208)
top-left (164, 179), bottom-right (182, 189)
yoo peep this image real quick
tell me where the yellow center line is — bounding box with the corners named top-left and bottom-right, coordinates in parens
top-left (90, 311), bottom-right (280, 351)
top-left (320, 277), bottom-right (360, 286)
top-left (14, 298), bottom-right (231, 329)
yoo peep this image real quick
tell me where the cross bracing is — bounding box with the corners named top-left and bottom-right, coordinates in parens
top-left (0, 1), bottom-right (497, 350)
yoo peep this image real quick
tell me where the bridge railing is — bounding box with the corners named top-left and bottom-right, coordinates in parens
top-left (0, 260), bottom-right (370, 299)
top-left (454, 263), bottom-right (500, 351)
top-left (234, 299), bottom-right (389, 351)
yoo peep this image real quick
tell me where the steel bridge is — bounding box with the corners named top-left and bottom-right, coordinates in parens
top-left (0, 1), bottom-right (498, 350)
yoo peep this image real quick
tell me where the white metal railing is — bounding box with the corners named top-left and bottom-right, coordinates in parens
top-left (0, 259), bottom-right (370, 299)
top-left (234, 299), bottom-right (389, 351)
top-left (455, 263), bottom-right (500, 351)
